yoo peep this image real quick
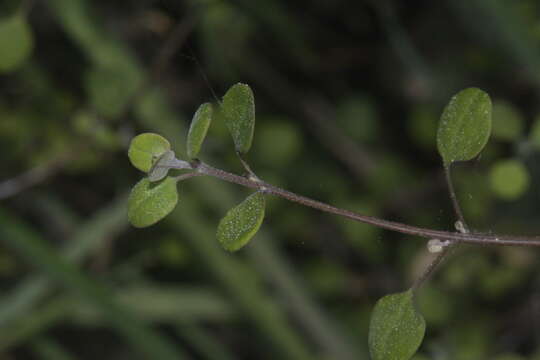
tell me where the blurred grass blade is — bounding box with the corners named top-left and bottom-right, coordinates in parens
top-left (0, 208), bottom-right (190, 360)
top-left (449, 0), bottom-right (540, 88)
top-left (0, 297), bottom-right (70, 351)
top-left (247, 237), bottom-right (363, 359)
top-left (1, 284), bottom-right (236, 351)
top-left (48, 0), bottom-right (143, 119)
top-left (73, 285), bottom-right (235, 324)
top-left (176, 323), bottom-right (237, 360)
top-left (31, 336), bottom-right (77, 360)
top-left (167, 197), bottom-right (314, 360)
top-left (0, 195), bottom-right (128, 327)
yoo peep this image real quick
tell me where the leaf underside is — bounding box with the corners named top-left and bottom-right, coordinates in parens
top-left (217, 192), bottom-right (265, 251)
top-left (187, 102), bottom-right (213, 159)
top-left (128, 176), bottom-right (178, 228)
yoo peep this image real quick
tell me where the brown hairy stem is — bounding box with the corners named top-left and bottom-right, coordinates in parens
top-left (169, 159), bottom-right (540, 248)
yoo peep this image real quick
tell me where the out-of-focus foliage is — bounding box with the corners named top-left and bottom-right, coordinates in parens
top-left (489, 159), bottom-right (530, 200)
top-left (0, 12), bottom-right (33, 72)
top-left (1, 0), bottom-right (540, 359)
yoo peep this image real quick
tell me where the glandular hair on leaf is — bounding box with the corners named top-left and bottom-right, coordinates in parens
top-left (221, 83), bottom-right (256, 155)
top-left (216, 191), bottom-right (265, 251)
top-left (437, 87), bottom-right (492, 166)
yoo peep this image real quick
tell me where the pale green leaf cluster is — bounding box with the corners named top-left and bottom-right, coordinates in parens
top-left (437, 88), bottom-right (492, 167)
top-left (126, 84), bottom-right (263, 233)
top-left (217, 192), bottom-right (265, 251)
top-left (369, 289), bottom-right (426, 360)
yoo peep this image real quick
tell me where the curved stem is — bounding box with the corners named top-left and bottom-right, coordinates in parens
top-left (413, 165), bottom-right (469, 291)
top-left (172, 161), bottom-right (540, 247)
top-left (411, 246), bottom-right (453, 291)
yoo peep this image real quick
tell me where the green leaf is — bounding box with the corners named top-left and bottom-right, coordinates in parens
top-left (128, 133), bottom-right (171, 173)
top-left (148, 150), bottom-right (175, 182)
top-left (187, 103), bottom-right (213, 159)
top-left (369, 289), bottom-right (426, 360)
top-left (127, 177), bottom-right (178, 228)
top-left (489, 159), bottom-right (530, 200)
top-left (437, 88), bottom-right (492, 167)
top-left (0, 13), bottom-right (33, 72)
top-left (216, 192), bottom-right (265, 251)
top-left (221, 83), bottom-right (255, 154)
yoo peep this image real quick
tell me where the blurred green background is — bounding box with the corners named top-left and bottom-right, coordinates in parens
top-left (1, 0), bottom-right (540, 359)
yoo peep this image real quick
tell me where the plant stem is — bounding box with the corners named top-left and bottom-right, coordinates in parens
top-left (412, 165), bottom-right (472, 290)
top-left (165, 161), bottom-right (540, 247)
top-left (411, 246), bottom-right (453, 291)
top-left (237, 152), bottom-right (260, 181)
top-left (444, 165), bottom-right (469, 232)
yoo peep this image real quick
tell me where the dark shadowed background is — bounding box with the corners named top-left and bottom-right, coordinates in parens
top-left (1, 0), bottom-right (540, 359)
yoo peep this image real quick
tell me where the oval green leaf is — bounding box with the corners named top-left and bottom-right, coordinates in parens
top-left (187, 102), bottom-right (213, 159)
top-left (437, 88), bottom-right (492, 167)
top-left (221, 83), bottom-right (255, 154)
top-left (127, 176), bottom-right (178, 228)
top-left (217, 191), bottom-right (265, 251)
top-left (489, 159), bottom-right (530, 200)
top-left (128, 133), bottom-right (171, 173)
top-left (0, 13), bottom-right (33, 72)
top-left (148, 150), bottom-right (175, 182)
top-left (369, 289), bottom-right (426, 360)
